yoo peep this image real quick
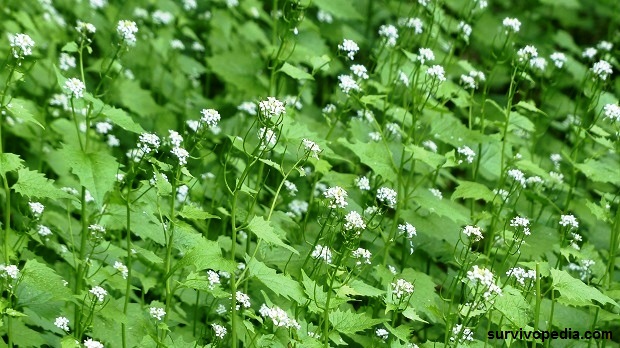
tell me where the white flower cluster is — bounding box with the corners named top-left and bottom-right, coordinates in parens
top-left (37, 224), bottom-right (52, 237)
top-left (59, 53), bottom-right (76, 71)
top-left (149, 307), bottom-right (166, 320)
top-left (344, 211), bottom-right (366, 231)
top-left (200, 108), bottom-right (221, 128)
top-left (152, 10), bottom-right (174, 25)
top-left (418, 48), bottom-right (435, 64)
top-left (0, 264), bottom-right (19, 279)
top-left (376, 328), bottom-right (389, 340)
top-left (391, 278), bottom-right (414, 299)
top-left (9, 33), bottom-right (35, 59)
top-left (168, 130), bottom-right (189, 166)
top-left (458, 21), bottom-right (472, 39)
top-left (63, 78), bottom-right (85, 99)
top-left (324, 186), bottom-right (348, 209)
top-left (259, 97), bottom-right (286, 120)
top-left (350, 64), bottom-right (369, 80)
top-left (353, 176), bottom-right (370, 191)
top-left (235, 291), bottom-right (251, 309)
top-left (259, 304), bottom-right (301, 329)
top-left (510, 215), bottom-right (531, 235)
top-left (426, 65), bottom-right (446, 82)
top-left (502, 17), bottom-right (521, 33)
top-left (591, 60), bottom-right (612, 80)
top-left (462, 225), bottom-right (483, 242)
top-left (317, 10), bottom-right (333, 23)
top-left (559, 214), bottom-right (579, 229)
top-left (89, 286), bottom-right (107, 302)
top-left (517, 45), bottom-right (538, 63)
top-left (76, 21), bottom-right (97, 34)
top-left (117, 20), bottom-right (138, 46)
top-left (29, 201), bottom-right (45, 218)
top-left (398, 222), bottom-right (417, 239)
top-left (284, 180), bottom-right (298, 196)
top-left (338, 74), bottom-right (361, 94)
top-left (566, 259), bottom-right (595, 281)
top-left (398, 17), bottom-right (423, 34)
top-left (378, 24), bottom-right (399, 47)
top-left (311, 244), bottom-right (333, 264)
top-left (450, 324), bottom-right (474, 344)
top-left (54, 316), bottom-right (70, 332)
top-left (550, 52), bottom-right (567, 68)
top-left (113, 261), bottom-right (128, 279)
top-left (377, 187), bottom-right (397, 208)
top-left (138, 133), bottom-right (161, 155)
top-left (88, 224), bottom-right (106, 237)
top-left (457, 146), bottom-right (476, 164)
top-left (429, 188), bottom-right (443, 199)
top-left (302, 138), bottom-right (321, 159)
top-left (603, 104), bottom-right (620, 122)
top-left (352, 248), bottom-right (372, 265)
top-left (212, 323), bottom-right (227, 339)
top-left (258, 127), bottom-right (277, 150)
top-left (466, 265), bottom-right (502, 299)
top-left (507, 169), bottom-right (526, 188)
top-left (506, 267), bottom-right (536, 286)
top-left (338, 39), bottom-right (359, 60)
top-left (83, 338), bottom-right (104, 348)
top-left (206, 270), bottom-right (220, 290)
top-left (288, 200), bottom-right (309, 218)
top-left (460, 70), bottom-right (486, 90)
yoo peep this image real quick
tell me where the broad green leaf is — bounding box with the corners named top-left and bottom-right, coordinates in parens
top-left (384, 323), bottom-right (412, 343)
top-left (302, 271), bottom-right (348, 314)
top-left (248, 216), bottom-right (298, 255)
top-left (492, 285), bottom-right (531, 327)
top-left (60, 144), bottom-right (119, 206)
top-left (575, 158), bottom-right (620, 185)
top-left (115, 79), bottom-right (161, 117)
top-left (207, 51), bottom-right (266, 94)
top-left (312, 0), bottom-right (362, 19)
top-left (170, 238), bottom-right (235, 276)
top-left (16, 259), bottom-right (72, 307)
top-left (342, 279), bottom-right (384, 297)
top-left (5, 98), bottom-right (44, 128)
top-left (329, 309), bottom-right (384, 335)
top-left (101, 105), bottom-right (145, 134)
top-left (61, 42), bottom-right (78, 52)
top-left (179, 205), bottom-right (220, 220)
top-left (247, 257), bottom-right (306, 304)
top-left (12, 168), bottom-right (71, 200)
top-left (406, 145), bottom-right (446, 169)
top-left (280, 62), bottom-right (314, 80)
top-left (451, 181), bottom-right (495, 202)
top-left (402, 308), bottom-right (427, 323)
top-left (337, 138), bottom-right (396, 183)
top-left (515, 101), bottom-right (547, 116)
top-left (551, 268), bottom-right (619, 308)
top-left (0, 153), bottom-right (23, 175)
top-left (540, 0), bottom-right (580, 8)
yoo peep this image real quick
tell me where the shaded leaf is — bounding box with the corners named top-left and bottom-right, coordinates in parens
top-left (551, 268), bottom-right (619, 308)
top-left (247, 257), bottom-right (306, 304)
top-left (280, 62), bottom-right (314, 80)
top-left (248, 216), bottom-right (298, 255)
top-left (329, 309), bottom-right (384, 335)
top-left (12, 168), bottom-right (71, 200)
top-left (451, 181), bottom-right (495, 202)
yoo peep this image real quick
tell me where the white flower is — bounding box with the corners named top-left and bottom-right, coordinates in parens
top-left (506, 267), bottom-right (536, 286)
top-left (324, 186), bottom-right (348, 208)
top-left (352, 248), bottom-right (372, 265)
top-left (398, 222), bottom-right (417, 239)
top-left (461, 75), bottom-right (476, 89)
top-left (450, 324), bottom-right (474, 344)
top-left (502, 17), bottom-right (521, 33)
top-left (284, 180), bottom-right (298, 196)
top-left (0, 265), bottom-right (19, 279)
top-left (59, 53), bottom-right (76, 71)
top-left (510, 216), bottom-right (531, 235)
top-left (603, 104), bottom-right (620, 122)
top-left (113, 261), bottom-right (128, 279)
top-left (302, 138), bottom-right (321, 159)
top-left (457, 146), bottom-right (476, 164)
top-left (591, 60), bottom-right (612, 80)
top-left (259, 97), bottom-right (286, 119)
top-left (238, 101), bottom-right (257, 115)
top-left (422, 140), bottom-right (438, 152)
top-left (206, 270), bottom-right (220, 289)
top-left (138, 133), bottom-right (160, 154)
top-left (529, 57), bottom-right (547, 71)
top-left (458, 21), bottom-right (472, 39)
top-left (354, 176), bottom-right (370, 191)
top-left (152, 10), bottom-right (174, 25)
top-left (9, 33), bottom-right (35, 59)
top-left (258, 127), bottom-right (277, 150)
top-left (225, 0), bottom-right (239, 8)
top-left (398, 71), bottom-right (410, 87)
top-left (391, 278), bottom-right (414, 299)
top-left (350, 64), bottom-right (369, 79)
top-left (95, 122), bottom-right (113, 134)
top-left (398, 17), bottom-right (423, 34)
top-left (212, 323), bottom-right (227, 339)
top-left (559, 214), bottom-right (579, 229)
top-left (182, 0), bottom-right (197, 11)
top-left (83, 338), bottom-right (104, 348)
top-left (323, 104), bottom-right (336, 114)
top-left (466, 265), bottom-right (502, 298)
top-left (376, 187), bottom-right (397, 208)
top-left (37, 224), bottom-right (52, 237)
top-left (550, 52), bottom-right (567, 68)
top-left (235, 291), bottom-right (251, 309)
top-left (259, 304), bottom-right (301, 329)
top-left (171, 147), bottom-right (190, 165)
top-left (429, 188), bottom-right (443, 199)
top-left (170, 39), bottom-right (185, 50)
top-left (475, 0), bottom-right (488, 9)
top-left (418, 48), bottom-right (435, 64)
top-left (338, 39), bottom-right (359, 60)
top-left (317, 10), bottom-right (333, 23)
top-left (344, 211), bottom-right (366, 231)
top-left (549, 171), bottom-right (564, 184)
top-left (376, 328), bottom-right (389, 340)
top-left (89, 286), bottom-right (107, 302)
top-left (54, 316), bottom-right (70, 331)
top-left (288, 200), bottom-right (309, 218)
top-left (597, 41), bottom-right (613, 51)
top-left (64, 78), bottom-right (86, 98)
top-left (379, 24), bottom-right (399, 47)
top-left (76, 21), bottom-right (96, 34)
top-left (29, 201), bottom-right (45, 218)
top-left (89, 0), bottom-right (107, 9)
top-left (117, 20), bottom-right (138, 46)
top-left (338, 74), bottom-right (361, 94)
top-left (582, 47), bottom-right (597, 59)
top-left (356, 109), bottom-right (374, 122)
top-left (507, 169), bottom-right (526, 188)
top-left (369, 131), bottom-right (382, 142)
top-left (462, 225), bottom-right (483, 242)
top-left (311, 244), bottom-right (332, 264)
top-left (426, 65), bottom-right (446, 82)
top-left (149, 307), bottom-right (166, 320)
top-left (88, 224), bottom-right (106, 236)
top-left (517, 45), bottom-right (538, 63)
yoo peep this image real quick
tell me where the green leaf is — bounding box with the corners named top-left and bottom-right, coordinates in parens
top-left (492, 285), bottom-right (531, 327)
top-left (406, 145), bottom-right (446, 169)
top-left (207, 51), bottom-right (266, 94)
top-left (575, 158), bottom-right (620, 185)
top-left (280, 62), bottom-right (314, 80)
top-left (247, 257), bottom-right (306, 304)
top-left (0, 153), bottom-right (23, 175)
top-left (5, 308), bottom-right (27, 317)
top-left (337, 138), bottom-right (396, 183)
top-left (302, 271), bottom-right (348, 314)
top-left (514, 101), bottom-right (547, 116)
top-left (384, 323), bottom-right (412, 343)
top-left (16, 259), bottom-right (72, 307)
top-left (5, 98), bottom-right (44, 128)
top-left (101, 105), bottom-right (145, 134)
top-left (171, 238), bottom-right (235, 276)
top-left (329, 309), bottom-right (384, 335)
top-left (550, 268), bottom-right (619, 308)
top-left (12, 168), bottom-right (72, 200)
top-left (248, 216), bottom-right (299, 255)
top-left (179, 205), bottom-right (220, 220)
top-left (312, 0), bottom-right (362, 19)
top-left (61, 42), bottom-right (78, 53)
top-left (115, 79), bottom-right (161, 117)
top-left (60, 144), bottom-right (119, 206)
top-left (451, 181), bottom-right (495, 202)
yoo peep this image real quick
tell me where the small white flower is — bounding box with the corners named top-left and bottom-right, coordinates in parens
top-left (235, 291), bottom-right (251, 309)
top-left (89, 286), bottom-right (107, 302)
top-left (152, 10), bottom-right (174, 25)
top-left (550, 52), bottom-right (567, 68)
top-left (378, 24), bottom-right (399, 47)
top-left (461, 75), bottom-right (476, 89)
top-left (64, 78), bottom-right (86, 98)
top-left (138, 133), bottom-right (160, 154)
top-left (597, 40), bottom-right (613, 51)
top-left (0, 265), bottom-right (19, 279)
top-left (182, 0), bottom-right (197, 11)
top-left (549, 171), bottom-right (564, 184)
top-left (322, 104), bottom-right (336, 114)
top-left (603, 104), bottom-right (620, 122)
top-left (422, 140), bottom-right (438, 152)
top-left (582, 47), bottom-right (597, 59)
top-left (506, 267), bottom-right (536, 286)
top-left (398, 17), bottom-right (424, 34)
top-left (149, 307), bottom-right (166, 320)
top-left (517, 45), bottom-right (538, 63)
top-left (458, 21), bottom-right (472, 39)
top-left (171, 147), bottom-right (190, 165)
top-left (206, 270), bottom-right (220, 289)
top-left (117, 20), bottom-right (138, 46)
top-left (311, 244), bottom-right (332, 264)
top-left (507, 169), bottom-right (526, 188)
top-left (502, 17), bottom-right (521, 33)
top-left (259, 97), bottom-right (286, 119)
top-left (324, 186), bottom-right (348, 208)
top-left (376, 328), bottom-right (389, 340)
top-left (59, 53), bottom-right (76, 71)
top-left (9, 33), bottom-right (35, 59)
top-left (457, 146), bottom-right (476, 164)
top-left (212, 323), bottom-right (227, 339)
top-left (317, 10), bottom-right (333, 23)
top-left (368, 131), bottom-right (382, 142)
top-left (426, 65), bottom-right (446, 82)
top-left (88, 224), bottom-right (106, 236)
top-left (259, 304), bottom-right (301, 329)
top-left (113, 261), bottom-right (128, 279)
top-left (429, 188), bottom-right (443, 199)
top-left (510, 216), bottom-right (531, 235)
top-left (283, 180), bottom-right (298, 196)
top-left (418, 48), bottom-right (435, 64)
top-left (451, 324), bottom-right (474, 344)
top-left (559, 214), bottom-right (579, 229)
top-left (338, 39), bottom-right (359, 60)
top-left (350, 64), bottom-right (369, 79)
top-left (29, 201), bottom-right (45, 218)
top-left (338, 74), bottom-right (361, 94)
top-left (352, 248), bottom-right (372, 265)
top-left (377, 187), bottom-right (397, 208)
top-left (462, 225), bottom-right (483, 242)
top-left (258, 127), bottom-right (277, 150)
top-left (398, 222), bottom-right (417, 239)
top-left (288, 200), bottom-right (309, 218)
top-left (200, 108), bottom-right (221, 128)
top-left (76, 21), bottom-right (96, 34)
top-left (37, 224), bottom-right (52, 237)
top-left (354, 176), bottom-right (370, 191)
top-left (529, 57), bottom-right (547, 71)
top-left (54, 316), bottom-right (70, 332)
top-left (391, 278), bottom-right (414, 299)
top-left (89, 0), bottom-right (107, 9)
top-left (344, 211), bottom-right (366, 231)
top-left (591, 60), bottom-right (612, 80)
top-left (398, 71), bottom-right (410, 87)
top-left (170, 39), bottom-right (185, 50)
top-left (302, 138), bottom-right (321, 159)
top-left (83, 338), bottom-right (104, 348)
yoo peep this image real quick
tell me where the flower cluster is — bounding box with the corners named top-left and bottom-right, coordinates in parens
top-left (311, 244), bottom-right (333, 264)
top-left (377, 187), bottom-right (397, 208)
top-left (338, 39), bottom-right (359, 60)
top-left (0, 264), bottom-right (20, 279)
top-left (83, 338), bottom-right (104, 348)
top-left (391, 278), bottom-right (414, 299)
top-left (502, 17), bottom-right (521, 33)
top-left (113, 261), bottom-right (128, 279)
top-left (378, 24), bottom-right (399, 47)
top-left (398, 222), bottom-right (417, 239)
top-left (559, 214), bottom-right (579, 229)
top-left (352, 248), bottom-right (372, 265)
top-left (54, 316), bottom-right (70, 332)
top-left (466, 265), bottom-right (502, 298)
top-left (259, 304), bottom-right (301, 329)
top-left (235, 291), bottom-right (251, 309)
top-left (9, 33), bottom-right (35, 59)
top-left (259, 97), bottom-right (286, 120)
top-left (591, 60), bottom-right (612, 80)
top-left (506, 267), bottom-right (536, 286)
top-left (117, 20), bottom-right (138, 46)
top-left (462, 225), bottom-right (483, 242)
top-left (302, 138), bottom-right (321, 159)
top-left (324, 186), bottom-right (348, 208)
top-left (450, 324), bottom-right (474, 344)
top-left (510, 215), bottom-right (531, 236)
top-left (89, 286), bottom-right (108, 302)
top-left (212, 323), bottom-right (227, 339)
top-left (149, 307), bottom-right (166, 320)
top-left (457, 146), bottom-right (476, 164)
top-left (344, 211), bottom-right (366, 232)
top-left (603, 104), bottom-right (620, 122)
top-left (258, 127), bottom-right (277, 150)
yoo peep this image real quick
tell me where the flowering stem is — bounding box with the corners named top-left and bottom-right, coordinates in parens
top-left (74, 187), bottom-right (89, 336)
top-left (322, 249), bottom-right (345, 347)
top-left (121, 175), bottom-right (134, 348)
